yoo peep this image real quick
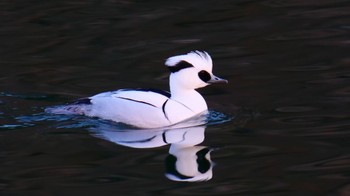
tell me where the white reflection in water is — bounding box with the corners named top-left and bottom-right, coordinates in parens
top-left (90, 113), bottom-right (217, 182)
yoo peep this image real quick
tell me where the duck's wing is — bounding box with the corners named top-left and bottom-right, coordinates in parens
top-left (46, 88), bottom-right (174, 128)
top-left (86, 88), bottom-right (172, 128)
top-left (46, 89), bottom-right (170, 115)
top-left (91, 88), bottom-right (170, 108)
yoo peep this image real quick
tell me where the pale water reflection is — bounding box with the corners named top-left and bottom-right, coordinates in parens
top-left (84, 110), bottom-right (229, 182)
top-left (93, 124), bottom-right (213, 182)
top-left (89, 111), bottom-right (231, 182)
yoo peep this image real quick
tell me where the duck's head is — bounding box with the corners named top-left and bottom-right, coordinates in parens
top-left (165, 51), bottom-right (228, 90)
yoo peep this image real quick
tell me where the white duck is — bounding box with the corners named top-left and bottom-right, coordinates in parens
top-left (46, 51), bottom-right (227, 128)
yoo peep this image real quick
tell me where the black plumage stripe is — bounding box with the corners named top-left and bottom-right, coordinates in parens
top-left (162, 99), bottom-right (170, 121)
top-left (168, 60), bottom-right (194, 73)
top-left (162, 132), bottom-right (168, 143)
top-left (117, 97), bottom-right (157, 107)
top-left (119, 88), bottom-right (171, 98)
top-left (119, 135), bottom-right (157, 144)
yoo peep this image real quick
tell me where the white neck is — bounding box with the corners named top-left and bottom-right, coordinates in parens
top-left (169, 79), bottom-right (208, 114)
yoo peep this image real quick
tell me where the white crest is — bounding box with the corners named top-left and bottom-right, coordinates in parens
top-left (165, 51), bottom-right (213, 71)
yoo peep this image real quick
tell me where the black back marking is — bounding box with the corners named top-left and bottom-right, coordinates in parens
top-left (119, 88), bottom-right (171, 98)
top-left (198, 70), bottom-right (211, 83)
top-left (162, 99), bottom-right (170, 121)
top-left (119, 135), bottom-right (157, 144)
top-left (117, 97), bottom-right (157, 108)
top-left (162, 132), bottom-right (168, 143)
top-left (168, 60), bottom-right (194, 73)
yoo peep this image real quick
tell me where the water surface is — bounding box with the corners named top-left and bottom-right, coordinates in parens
top-left (1, 0), bottom-right (350, 195)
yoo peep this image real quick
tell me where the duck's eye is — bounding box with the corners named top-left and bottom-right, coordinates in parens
top-left (198, 70), bottom-right (211, 83)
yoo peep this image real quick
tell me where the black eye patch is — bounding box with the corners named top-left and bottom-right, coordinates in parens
top-left (198, 70), bottom-right (211, 83)
top-left (168, 61), bottom-right (194, 73)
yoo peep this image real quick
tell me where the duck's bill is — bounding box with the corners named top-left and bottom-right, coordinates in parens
top-left (207, 75), bottom-right (228, 84)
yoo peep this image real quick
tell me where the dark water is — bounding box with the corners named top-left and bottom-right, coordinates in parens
top-left (1, 0), bottom-right (350, 195)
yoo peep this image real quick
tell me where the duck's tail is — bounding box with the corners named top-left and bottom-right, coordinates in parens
top-left (45, 98), bottom-right (92, 115)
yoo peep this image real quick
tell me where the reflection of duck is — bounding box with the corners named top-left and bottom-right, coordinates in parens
top-left (91, 121), bottom-right (214, 182)
top-left (166, 145), bottom-right (213, 182)
top-left (46, 51), bottom-right (227, 128)
top-left (93, 124), bottom-right (205, 149)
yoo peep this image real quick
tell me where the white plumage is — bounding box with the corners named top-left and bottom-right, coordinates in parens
top-left (46, 51), bottom-right (227, 128)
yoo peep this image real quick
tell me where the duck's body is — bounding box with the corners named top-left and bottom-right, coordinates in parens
top-left (46, 51), bottom-right (227, 128)
top-left (60, 88), bottom-right (207, 128)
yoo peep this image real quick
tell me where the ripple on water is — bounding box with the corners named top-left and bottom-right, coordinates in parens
top-left (271, 104), bottom-right (340, 125)
top-left (0, 92), bottom-right (52, 100)
top-left (280, 64), bottom-right (333, 72)
top-left (266, 29), bottom-right (345, 41)
top-left (274, 106), bottom-right (318, 113)
top-left (214, 145), bottom-right (277, 159)
top-left (0, 124), bottom-right (32, 130)
top-left (207, 110), bottom-right (233, 126)
top-left (273, 115), bottom-right (337, 124)
top-left (263, 0), bottom-right (350, 7)
top-left (288, 155), bottom-right (350, 172)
